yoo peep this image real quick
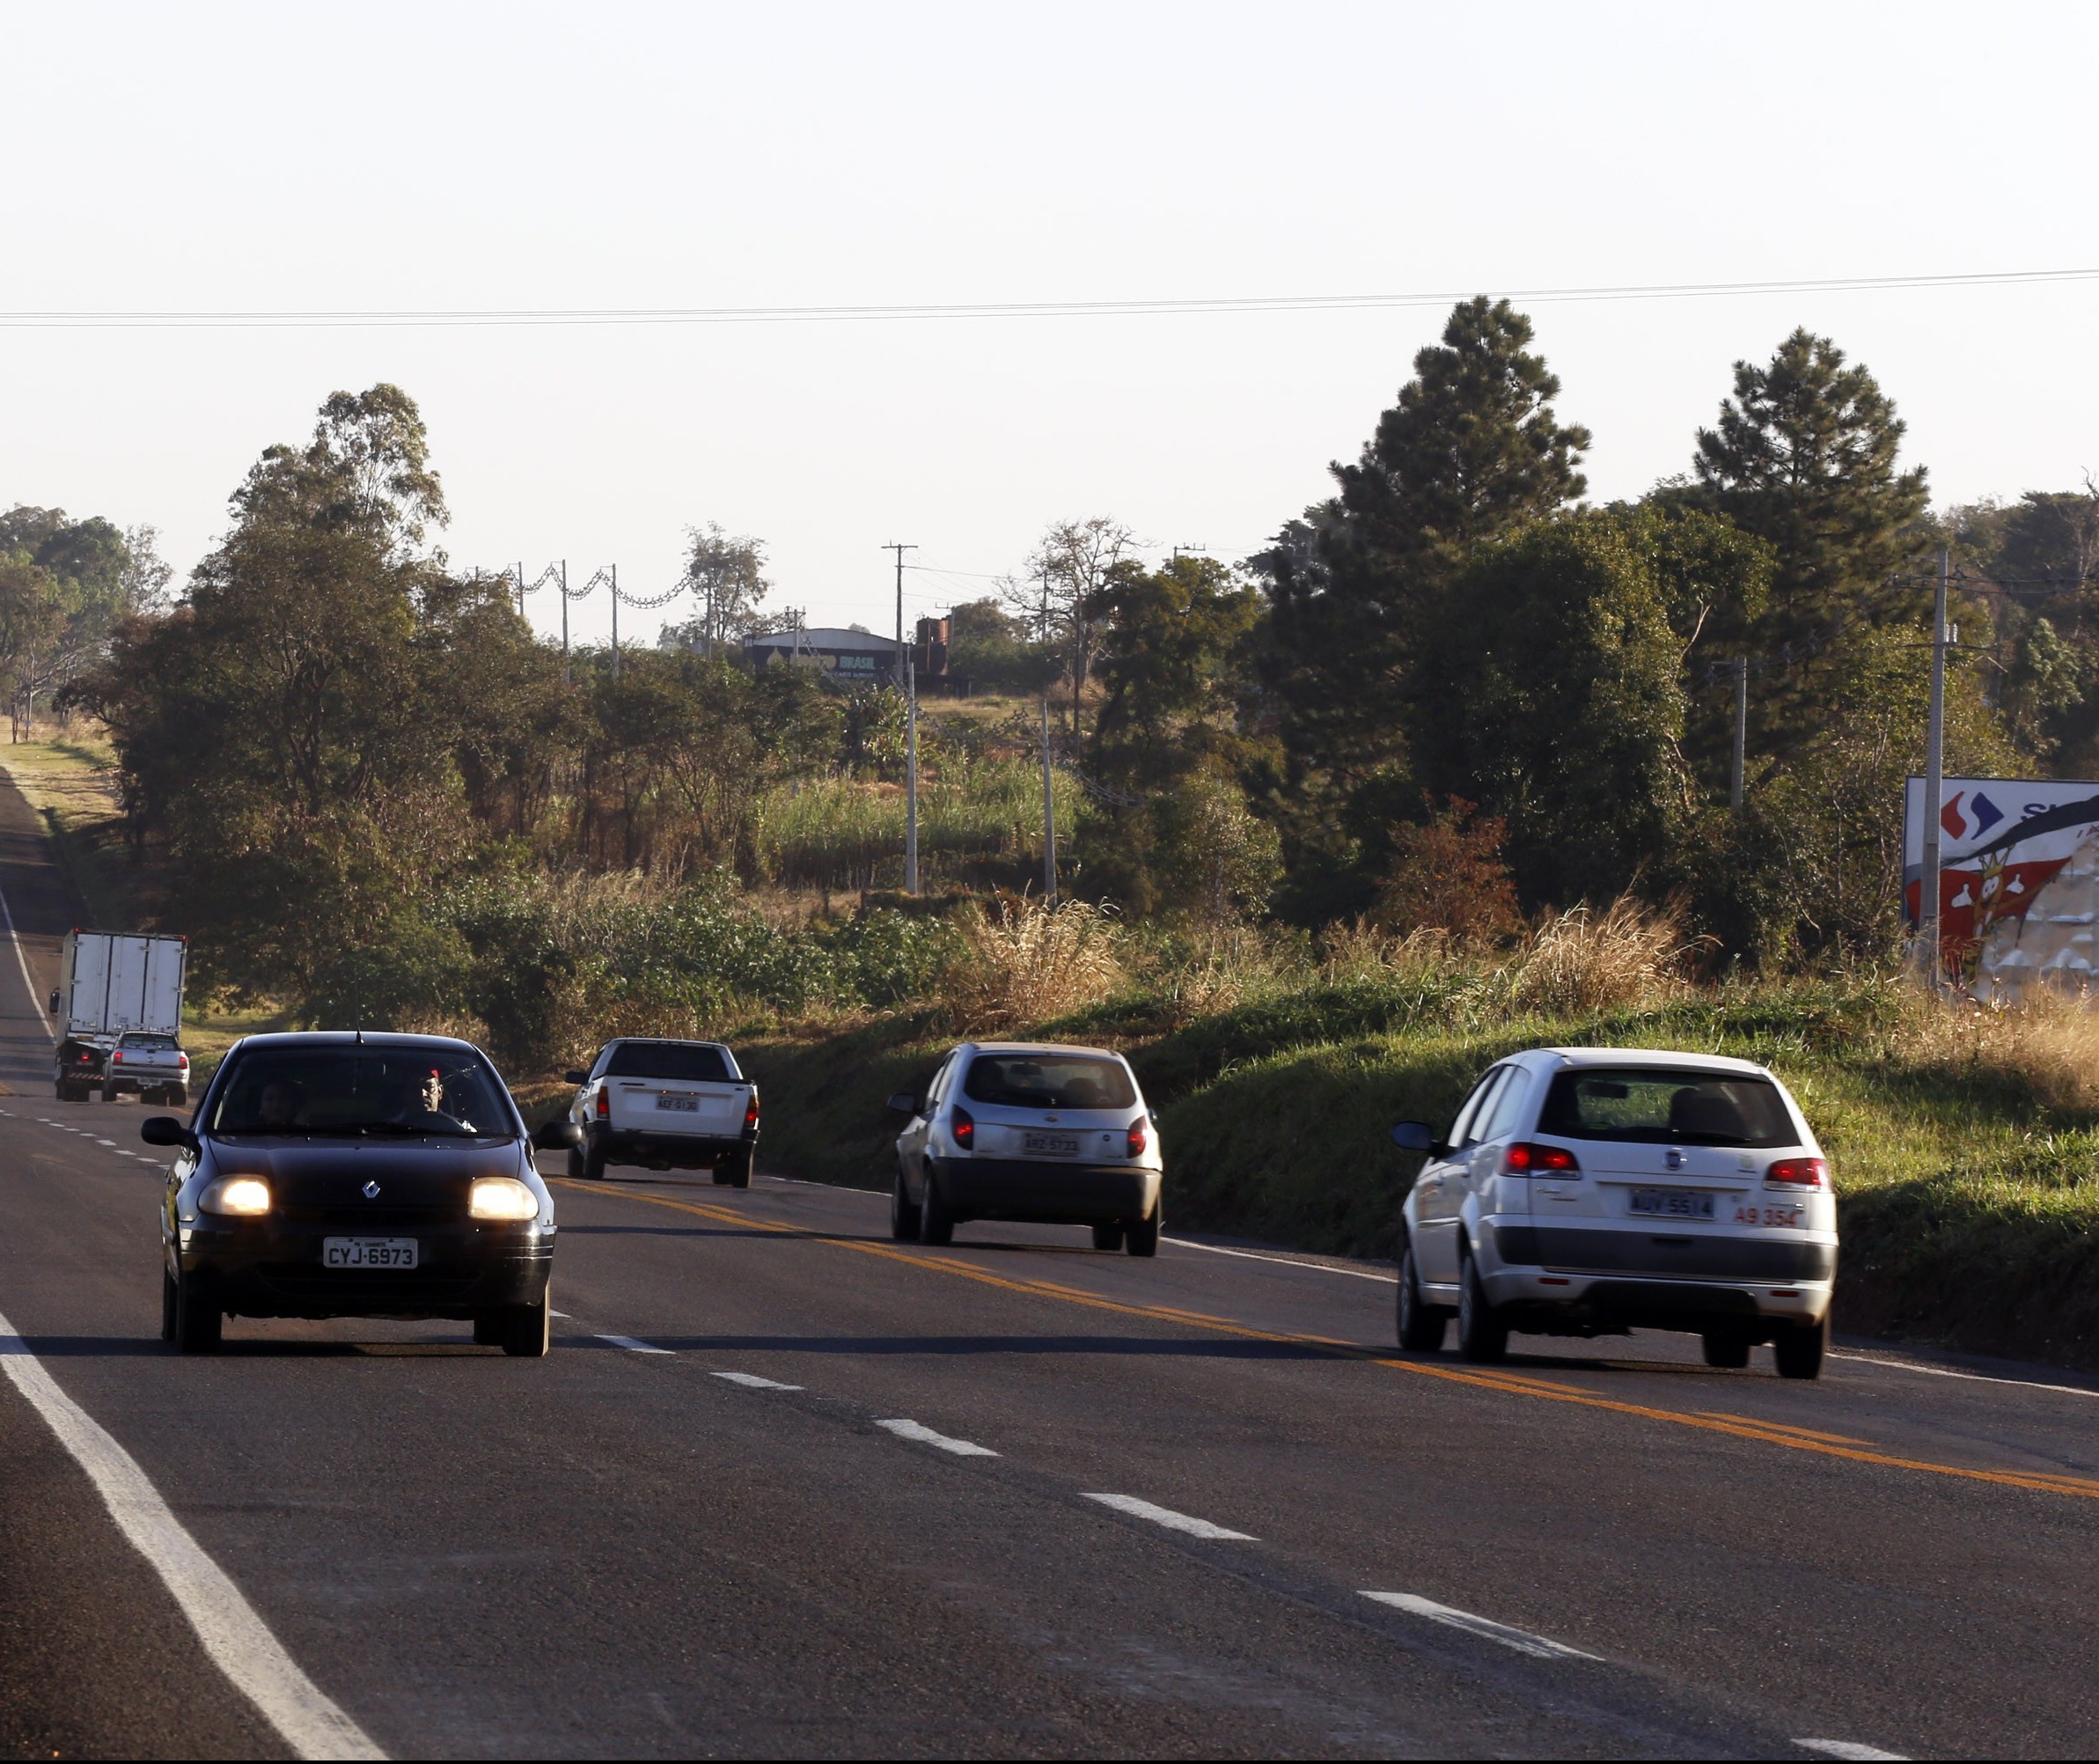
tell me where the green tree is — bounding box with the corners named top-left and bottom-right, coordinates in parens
top-left (1253, 298), bottom-right (1590, 916)
top-left (662, 524), bottom-right (773, 655)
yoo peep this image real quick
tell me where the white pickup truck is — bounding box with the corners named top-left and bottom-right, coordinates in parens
top-left (563, 1039), bottom-right (759, 1187)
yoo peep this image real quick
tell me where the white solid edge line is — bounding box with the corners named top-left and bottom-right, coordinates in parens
top-left (596, 1334), bottom-right (672, 1356)
top-left (1360, 1591), bottom-right (1602, 1662)
top-left (710, 1371), bottom-right (803, 1390)
top-left (1794, 1740), bottom-right (1908, 1760)
top-left (1830, 1349), bottom-right (2099, 1402)
top-left (1163, 1236), bottom-right (1397, 1283)
top-left (0, 878), bottom-right (55, 1045)
top-left (0, 1306), bottom-right (385, 1760)
top-left (1080, 1492), bottom-right (1255, 1540)
top-left (876, 1418), bottom-right (999, 1457)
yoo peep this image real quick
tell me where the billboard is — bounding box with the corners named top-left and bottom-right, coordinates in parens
top-left (1904, 775), bottom-right (2099, 999)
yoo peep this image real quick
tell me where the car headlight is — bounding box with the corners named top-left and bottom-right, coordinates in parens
top-left (198, 1176), bottom-right (271, 1216)
top-left (470, 1177), bottom-right (539, 1222)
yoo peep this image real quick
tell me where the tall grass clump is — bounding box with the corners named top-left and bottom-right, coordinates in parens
top-left (1893, 985), bottom-right (2099, 1118)
top-left (937, 894), bottom-right (1123, 1033)
top-left (1496, 895), bottom-right (1706, 1016)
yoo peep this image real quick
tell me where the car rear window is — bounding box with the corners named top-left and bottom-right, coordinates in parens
top-left (1538, 1068), bottom-right (1797, 1148)
top-left (602, 1042), bottom-right (737, 1082)
top-left (962, 1053), bottom-right (1137, 1111)
top-left (120, 1033), bottom-right (179, 1052)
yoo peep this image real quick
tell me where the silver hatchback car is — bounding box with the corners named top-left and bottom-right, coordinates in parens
top-left (1391, 1047), bottom-right (1838, 1378)
top-left (888, 1041), bottom-right (1164, 1254)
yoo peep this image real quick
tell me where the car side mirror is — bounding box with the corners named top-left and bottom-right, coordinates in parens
top-left (563, 1070), bottom-right (589, 1086)
top-left (1391, 1121), bottom-right (1438, 1153)
top-left (47, 989), bottom-right (59, 1014)
top-left (886, 1092), bottom-right (920, 1117)
top-left (533, 1119), bottom-right (584, 1150)
top-left (141, 1115), bottom-right (195, 1150)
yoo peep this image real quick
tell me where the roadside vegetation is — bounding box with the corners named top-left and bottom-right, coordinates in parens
top-left (12, 303), bottom-right (2099, 1366)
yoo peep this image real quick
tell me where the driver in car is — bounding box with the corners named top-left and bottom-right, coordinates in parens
top-left (393, 1066), bottom-right (476, 1133)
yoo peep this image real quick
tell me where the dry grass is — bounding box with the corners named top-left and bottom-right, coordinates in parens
top-left (1896, 985), bottom-right (2099, 1115)
top-left (1498, 896), bottom-right (1707, 1016)
top-left (936, 894), bottom-right (1123, 1033)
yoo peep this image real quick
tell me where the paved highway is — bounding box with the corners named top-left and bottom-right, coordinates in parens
top-left (4, 777), bottom-right (2099, 1760)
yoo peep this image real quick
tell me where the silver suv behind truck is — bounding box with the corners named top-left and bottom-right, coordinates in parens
top-left (103, 1031), bottom-right (189, 1106)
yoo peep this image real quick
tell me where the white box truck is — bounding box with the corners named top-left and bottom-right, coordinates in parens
top-left (50, 931), bottom-right (187, 1103)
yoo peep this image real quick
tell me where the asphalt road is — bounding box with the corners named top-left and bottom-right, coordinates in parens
top-left (5, 776), bottom-right (2099, 1760)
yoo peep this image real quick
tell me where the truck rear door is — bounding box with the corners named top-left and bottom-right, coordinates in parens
top-left (606, 1079), bottom-right (745, 1136)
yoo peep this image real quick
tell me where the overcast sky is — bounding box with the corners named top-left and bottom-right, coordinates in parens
top-left (4, 1), bottom-right (2095, 646)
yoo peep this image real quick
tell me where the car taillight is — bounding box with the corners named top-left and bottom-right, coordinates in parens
top-left (1765, 1157), bottom-right (1828, 1188)
top-left (1503, 1142), bottom-right (1581, 1175)
top-left (745, 1089), bottom-right (760, 1135)
top-left (1127, 1119), bottom-right (1148, 1157)
top-left (595, 1090), bottom-right (608, 1118)
top-left (112, 1051), bottom-right (122, 1063)
top-left (177, 1054), bottom-right (188, 1069)
top-left (950, 1106), bottom-right (974, 1150)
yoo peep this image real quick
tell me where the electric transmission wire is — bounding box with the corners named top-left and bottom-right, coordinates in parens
top-left (5, 267), bottom-right (2095, 329)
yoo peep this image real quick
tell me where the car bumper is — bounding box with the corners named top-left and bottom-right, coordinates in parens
top-left (106, 1071), bottom-right (185, 1094)
top-left (177, 1219), bottom-right (554, 1319)
top-left (1480, 1219), bottom-right (1835, 1328)
top-left (591, 1126), bottom-right (752, 1169)
top-left (928, 1156), bottom-right (1160, 1224)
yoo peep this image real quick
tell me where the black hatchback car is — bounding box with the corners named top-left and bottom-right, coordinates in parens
top-left (152, 1033), bottom-right (582, 1356)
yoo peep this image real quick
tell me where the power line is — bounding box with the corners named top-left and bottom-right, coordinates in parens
top-left (6, 267), bottom-right (2096, 329)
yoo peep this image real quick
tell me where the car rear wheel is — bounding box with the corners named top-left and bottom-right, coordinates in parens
top-left (1091, 1223), bottom-right (1126, 1252)
top-left (1397, 1243), bottom-right (1448, 1351)
top-left (1456, 1251), bottom-right (1508, 1363)
top-left (1772, 1312), bottom-right (1828, 1380)
top-left (501, 1292), bottom-right (551, 1357)
top-left (1701, 1328), bottom-right (1752, 1369)
top-left (100, 1083), bottom-right (120, 1103)
top-left (581, 1136), bottom-right (606, 1180)
top-left (1124, 1201), bottom-right (1161, 1258)
top-left (172, 1272), bottom-right (221, 1355)
top-left (891, 1170), bottom-right (921, 1241)
top-left (919, 1174), bottom-right (956, 1247)
top-left (721, 1149), bottom-right (753, 1189)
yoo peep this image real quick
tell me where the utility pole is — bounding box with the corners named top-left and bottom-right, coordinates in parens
top-left (884, 543), bottom-right (920, 893)
top-left (517, 561), bottom-right (525, 620)
top-left (559, 560), bottom-right (570, 686)
top-left (1920, 547), bottom-right (1950, 993)
top-left (1729, 658), bottom-right (1748, 812)
top-left (1040, 696), bottom-right (1057, 904)
top-left (610, 564), bottom-right (620, 682)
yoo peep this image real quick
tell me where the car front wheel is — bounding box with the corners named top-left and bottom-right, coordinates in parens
top-left (1397, 1243), bottom-right (1447, 1351)
top-left (172, 1271), bottom-right (221, 1355)
top-left (891, 1170), bottom-right (921, 1241)
top-left (919, 1175), bottom-right (955, 1247)
top-left (501, 1291), bottom-right (551, 1357)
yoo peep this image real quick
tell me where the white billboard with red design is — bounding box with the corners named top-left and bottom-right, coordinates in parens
top-left (1904, 775), bottom-right (2099, 998)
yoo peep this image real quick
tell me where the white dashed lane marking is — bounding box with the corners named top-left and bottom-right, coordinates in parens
top-left (1794, 1741), bottom-right (1908, 1760)
top-left (1081, 1492), bottom-right (1255, 1540)
top-left (876, 1418), bottom-right (998, 1457)
top-left (1360, 1591), bottom-right (1600, 1661)
top-left (710, 1371), bottom-right (803, 1391)
top-left (596, 1334), bottom-right (672, 1356)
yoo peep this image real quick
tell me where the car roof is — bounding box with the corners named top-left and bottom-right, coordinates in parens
top-left (602, 1036), bottom-right (730, 1049)
top-left (964, 1040), bottom-right (1127, 1062)
top-left (1530, 1046), bottom-right (1773, 1077)
top-left (231, 1031), bottom-right (485, 1054)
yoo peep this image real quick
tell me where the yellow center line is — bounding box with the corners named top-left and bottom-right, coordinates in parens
top-left (555, 1179), bottom-right (2099, 1504)
top-left (1692, 1411), bottom-right (1872, 1446)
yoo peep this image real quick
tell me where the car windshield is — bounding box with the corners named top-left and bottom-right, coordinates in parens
top-left (1537, 1068), bottom-right (1797, 1148)
top-left (601, 1042), bottom-right (736, 1082)
top-left (209, 1047), bottom-right (514, 1137)
top-left (121, 1033), bottom-right (178, 1052)
top-left (962, 1053), bottom-right (1136, 1111)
